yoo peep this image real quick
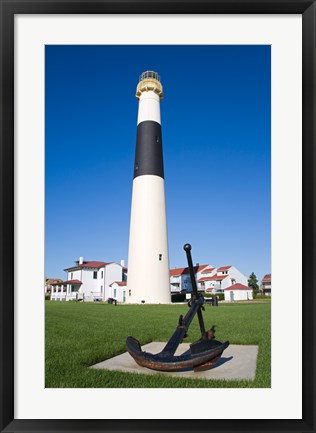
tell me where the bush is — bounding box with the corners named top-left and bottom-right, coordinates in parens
top-left (171, 292), bottom-right (225, 302)
top-left (171, 293), bottom-right (186, 303)
top-left (45, 294), bottom-right (51, 301)
top-left (254, 294), bottom-right (271, 300)
top-left (203, 293), bottom-right (225, 301)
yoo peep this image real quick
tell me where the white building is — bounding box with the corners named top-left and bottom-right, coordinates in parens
top-left (109, 281), bottom-right (127, 303)
top-left (50, 256), bottom-right (249, 303)
top-left (170, 264), bottom-right (248, 295)
top-left (45, 278), bottom-right (63, 295)
top-left (198, 265), bottom-right (248, 293)
top-left (261, 273), bottom-right (271, 295)
top-left (50, 257), bottom-right (127, 302)
top-left (170, 264), bottom-right (211, 293)
top-left (224, 283), bottom-right (253, 301)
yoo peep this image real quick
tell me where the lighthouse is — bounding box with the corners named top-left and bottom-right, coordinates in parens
top-left (126, 71), bottom-right (170, 304)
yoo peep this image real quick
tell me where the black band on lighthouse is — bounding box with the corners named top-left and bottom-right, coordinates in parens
top-left (134, 121), bottom-right (164, 179)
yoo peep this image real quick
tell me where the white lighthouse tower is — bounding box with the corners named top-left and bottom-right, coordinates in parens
top-left (126, 71), bottom-right (170, 304)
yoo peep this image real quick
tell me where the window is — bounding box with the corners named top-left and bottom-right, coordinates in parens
top-left (93, 271), bottom-right (97, 279)
top-left (101, 285), bottom-right (103, 293)
top-left (101, 271), bottom-right (103, 279)
top-left (71, 272), bottom-right (73, 279)
top-left (159, 254), bottom-right (162, 261)
top-left (114, 289), bottom-right (117, 298)
top-left (129, 289), bottom-right (131, 296)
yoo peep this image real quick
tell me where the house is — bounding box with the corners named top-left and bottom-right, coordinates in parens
top-left (198, 265), bottom-right (248, 293)
top-left (170, 264), bottom-right (211, 293)
top-left (109, 281), bottom-right (127, 303)
top-left (261, 274), bottom-right (271, 295)
top-left (50, 257), bottom-right (126, 302)
top-left (224, 283), bottom-right (253, 301)
top-left (170, 263), bottom-right (248, 294)
top-left (45, 278), bottom-right (63, 295)
top-left (50, 255), bottom-right (249, 303)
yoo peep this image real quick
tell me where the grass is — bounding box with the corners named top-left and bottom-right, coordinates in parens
top-left (45, 301), bottom-right (271, 388)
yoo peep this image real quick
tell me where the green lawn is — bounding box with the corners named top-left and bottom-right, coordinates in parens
top-left (45, 301), bottom-right (271, 388)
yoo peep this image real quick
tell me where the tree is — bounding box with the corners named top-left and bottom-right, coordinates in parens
top-left (248, 272), bottom-right (259, 295)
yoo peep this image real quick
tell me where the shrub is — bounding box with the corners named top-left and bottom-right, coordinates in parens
top-left (45, 294), bottom-right (51, 301)
top-left (171, 293), bottom-right (186, 303)
top-left (254, 294), bottom-right (271, 300)
top-left (203, 293), bottom-right (224, 301)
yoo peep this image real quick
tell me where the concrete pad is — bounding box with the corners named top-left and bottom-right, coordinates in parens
top-left (90, 342), bottom-right (258, 381)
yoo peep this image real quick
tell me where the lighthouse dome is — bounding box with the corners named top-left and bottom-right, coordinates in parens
top-left (136, 70), bottom-right (163, 100)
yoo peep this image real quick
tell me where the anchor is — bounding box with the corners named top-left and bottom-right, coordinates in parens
top-left (126, 243), bottom-right (229, 372)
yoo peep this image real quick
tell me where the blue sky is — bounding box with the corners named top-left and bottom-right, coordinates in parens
top-left (45, 45), bottom-right (271, 283)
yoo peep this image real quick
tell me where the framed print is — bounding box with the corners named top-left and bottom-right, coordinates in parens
top-left (0, 1), bottom-right (315, 432)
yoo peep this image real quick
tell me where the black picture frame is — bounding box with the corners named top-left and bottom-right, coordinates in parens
top-left (0, 1), bottom-right (315, 432)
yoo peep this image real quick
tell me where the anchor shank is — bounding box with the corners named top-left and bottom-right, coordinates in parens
top-left (161, 296), bottom-right (204, 355)
top-left (196, 308), bottom-right (206, 339)
top-left (184, 244), bottom-right (206, 338)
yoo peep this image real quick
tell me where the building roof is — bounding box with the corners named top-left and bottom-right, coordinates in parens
top-left (45, 278), bottom-right (63, 285)
top-left (52, 279), bottom-right (82, 285)
top-left (64, 261), bottom-right (109, 271)
top-left (201, 267), bottom-right (215, 274)
top-left (198, 276), bottom-right (215, 282)
top-left (170, 265), bottom-right (208, 277)
top-left (198, 274), bottom-right (229, 282)
top-left (224, 283), bottom-right (250, 291)
top-left (110, 281), bottom-right (127, 286)
top-left (184, 265), bottom-right (208, 274)
top-left (64, 279), bottom-right (82, 284)
top-left (262, 274), bottom-right (271, 283)
top-left (217, 266), bottom-right (232, 271)
top-left (169, 267), bottom-right (186, 277)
